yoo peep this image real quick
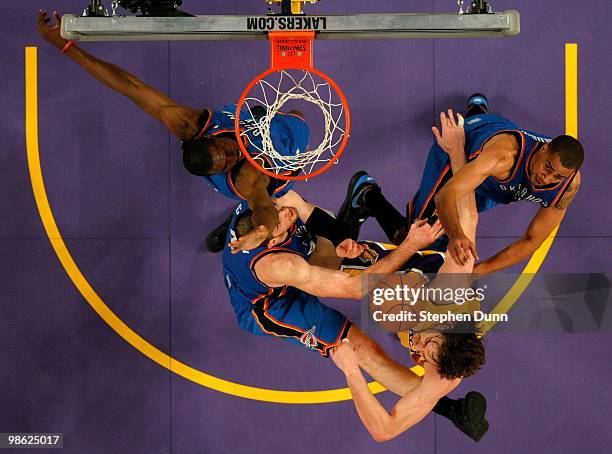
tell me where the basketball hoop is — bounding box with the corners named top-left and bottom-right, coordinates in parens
top-left (62, 1), bottom-right (520, 179)
top-left (235, 31), bottom-right (350, 181)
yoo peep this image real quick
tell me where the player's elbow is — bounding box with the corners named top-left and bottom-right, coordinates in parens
top-left (367, 415), bottom-right (400, 442)
top-left (519, 235), bottom-right (544, 255)
top-left (371, 432), bottom-right (389, 443)
top-left (370, 428), bottom-right (396, 443)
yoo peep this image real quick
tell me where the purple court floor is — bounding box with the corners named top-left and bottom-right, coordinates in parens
top-left (2, 0), bottom-right (612, 453)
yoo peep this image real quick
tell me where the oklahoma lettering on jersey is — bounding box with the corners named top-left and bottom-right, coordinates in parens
top-left (464, 115), bottom-right (575, 211)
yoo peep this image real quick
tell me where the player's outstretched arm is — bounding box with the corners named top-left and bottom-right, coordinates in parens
top-left (254, 221), bottom-right (443, 299)
top-left (331, 342), bottom-right (452, 442)
top-left (473, 173), bottom-right (580, 275)
top-left (37, 10), bottom-right (201, 140)
top-left (435, 138), bottom-right (515, 266)
top-left (428, 168), bottom-right (479, 297)
top-left (255, 252), bottom-right (366, 299)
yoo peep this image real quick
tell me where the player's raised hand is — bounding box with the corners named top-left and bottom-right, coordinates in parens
top-left (432, 109), bottom-right (465, 156)
top-left (228, 225), bottom-right (269, 254)
top-left (38, 10), bottom-right (66, 50)
top-left (448, 233), bottom-right (479, 266)
top-left (403, 219), bottom-right (445, 251)
top-left (336, 239), bottom-right (366, 259)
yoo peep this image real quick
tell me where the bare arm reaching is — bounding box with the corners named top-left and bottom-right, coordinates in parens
top-left (435, 133), bottom-right (518, 265)
top-left (473, 172), bottom-right (580, 275)
top-left (254, 220), bottom-right (444, 299)
top-left (37, 10), bottom-right (201, 140)
top-left (226, 161), bottom-right (280, 250)
top-left (331, 341), bottom-right (458, 442)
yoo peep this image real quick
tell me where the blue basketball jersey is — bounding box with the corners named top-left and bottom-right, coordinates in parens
top-left (222, 203), bottom-right (317, 322)
top-left (192, 104), bottom-right (309, 201)
top-left (464, 114), bottom-right (576, 209)
top-left (221, 203), bottom-right (350, 356)
top-left (409, 114), bottom-right (577, 224)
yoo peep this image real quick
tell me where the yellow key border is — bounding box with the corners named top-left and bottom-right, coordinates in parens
top-left (24, 44), bottom-right (578, 404)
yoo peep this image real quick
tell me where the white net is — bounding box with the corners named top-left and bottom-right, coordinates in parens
top-left (238, 69), bottom-right (349, 176)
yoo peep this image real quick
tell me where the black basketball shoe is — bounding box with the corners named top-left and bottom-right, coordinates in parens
top-left (205, 212), bottom-right (234, 253)
top-left (337, 171), bottom-right (380, 240)
top-left (464, 93), bottom-right (489, 117)
top-left (446, 391), bottom-right (489, 442)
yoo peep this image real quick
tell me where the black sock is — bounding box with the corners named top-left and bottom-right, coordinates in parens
top-left (464, 104), bottom-right (487, 118)
top-left (363, 188), bottom-right (406, 243)
top-left (305, 207), bottom-right (351, 247)
top-left (432, 396), bottom-right (455, 419)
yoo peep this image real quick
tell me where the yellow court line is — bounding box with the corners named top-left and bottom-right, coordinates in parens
top-left (481, 42), bottom-right (578, 333)
top-left (479, 227), bottom-right (558, 333)
top-left (25, 46), bottom-right (391, 404)
top-left (566, 44), bottom-right (578, 139)
top-left (25, 42), bottom-right (576, 403)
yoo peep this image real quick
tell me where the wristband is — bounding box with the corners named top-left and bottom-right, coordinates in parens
top-left (61, 40), bottom-right (76, 54)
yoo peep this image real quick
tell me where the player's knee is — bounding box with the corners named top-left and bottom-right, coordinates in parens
top-left (182, 139), bottom-right (214, 175)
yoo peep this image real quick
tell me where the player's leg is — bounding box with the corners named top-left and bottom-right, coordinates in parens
top-left (206, 189), bottom-right (355, 253)
top-left (337, 151), bottom-right (453, 249)
top-left (338, 171), bottom-right (407, 242)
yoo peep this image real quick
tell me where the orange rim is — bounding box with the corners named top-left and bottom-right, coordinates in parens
top-left (235, 66), bottom-right (350, 181)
